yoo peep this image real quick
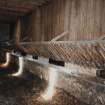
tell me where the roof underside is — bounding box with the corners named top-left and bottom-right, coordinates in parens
top-left (0, 0), bottom-right (50, 22)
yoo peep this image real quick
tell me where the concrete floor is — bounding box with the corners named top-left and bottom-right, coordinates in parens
top-left (0, 70), bottom-right (89, 105)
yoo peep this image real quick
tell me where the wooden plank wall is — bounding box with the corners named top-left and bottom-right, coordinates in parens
top-left (43, 0), bottom-right (105, 41)
top-left (20, 8), bottom-right (41, 42)
top-left (21, 0), bottom-right (66, 41)
top-left (40, 0), bottom-right (105, 41)
top-left (67, 0), bottom-right (105, 41)
top-left (21, 0), bottom-right (105, 41)
top-left (40, 0), bottom-right (66, 41)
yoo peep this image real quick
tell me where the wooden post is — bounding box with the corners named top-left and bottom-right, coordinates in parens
top-left (14, 19), bottom-right (21, 44)
top-left (30, 7), bottom-right (41, 41)
top-left (64, 0), bottom-right (70, 40)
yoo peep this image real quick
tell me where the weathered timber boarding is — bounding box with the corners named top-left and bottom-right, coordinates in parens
top-left (23, 0), bottom-right (105, 41)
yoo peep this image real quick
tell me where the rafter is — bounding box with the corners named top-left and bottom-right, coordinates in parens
top-left (0, 0), bottom-right (51, 22)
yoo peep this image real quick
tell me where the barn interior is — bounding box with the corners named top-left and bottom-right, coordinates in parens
top-left (0, 0), bottom-right (105, 105)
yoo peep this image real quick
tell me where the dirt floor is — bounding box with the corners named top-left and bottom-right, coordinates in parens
top-left (0, 70), bottom-right (90, 105)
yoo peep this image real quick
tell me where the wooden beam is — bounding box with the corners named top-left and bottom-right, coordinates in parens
top-left (0, 7), bottom-right (29, 13)
top-left (51, 31), bottom-right (69, 42)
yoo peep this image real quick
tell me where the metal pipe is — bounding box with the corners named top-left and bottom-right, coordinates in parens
top-left (12, 56), bottom-right (24, 76)
top-left (0, 52), bottom-right (11, 68)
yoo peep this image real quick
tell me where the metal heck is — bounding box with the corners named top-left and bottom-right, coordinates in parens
top-left (13, 49), bottom-right (27, 57)
top-left (32, 54), bottom-right (38, 60)
top-left (49, 58), bottom-right (65, 67)
top-left (96, 69), bottom-right (105, 79)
